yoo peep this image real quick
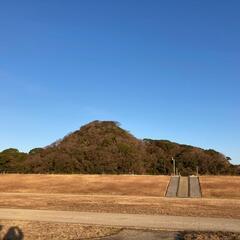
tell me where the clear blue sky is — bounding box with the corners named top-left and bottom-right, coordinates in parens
top-left (0, 1), bottom-right (239, 164)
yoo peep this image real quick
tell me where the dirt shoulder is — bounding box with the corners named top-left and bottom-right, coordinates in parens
top-left (180, 231), bottom-right (240, 240)
top-left (0, 220), bottom-right (120, 240)
top-left (1, 220), bottom-right (240, 240)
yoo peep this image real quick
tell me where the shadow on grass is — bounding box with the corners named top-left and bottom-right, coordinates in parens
top-left (0, 225), bottom-right (24, 240)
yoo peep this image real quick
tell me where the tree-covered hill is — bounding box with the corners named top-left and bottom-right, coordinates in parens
top-left (0, 148), bottom-right (28, 173)
top-left (0, 121), bottom-right (238, 175)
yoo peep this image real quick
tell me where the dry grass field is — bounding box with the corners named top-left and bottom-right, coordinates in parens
top-left (0, 174), bottom-right (240, 220)
top-left (200, 176), bottom-right (240, 199)
top-left (0, 174), bottom-right (169, 197)
top-left (0, 193), bottom-right (239, 218)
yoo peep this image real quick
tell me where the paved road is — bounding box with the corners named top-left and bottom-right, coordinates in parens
top-left (0, 208), bottom-right (239, 233)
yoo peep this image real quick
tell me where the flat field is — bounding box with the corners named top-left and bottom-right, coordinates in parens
top-left (200, 176), bottom-right (240, 199)
top-left (0, 174), bottom-right (239, 219)
top-left (0, 174), bottom-right (169, 197)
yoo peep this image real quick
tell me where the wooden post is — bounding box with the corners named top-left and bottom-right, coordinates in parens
top-left (172, 157), bottom-right (176, 176)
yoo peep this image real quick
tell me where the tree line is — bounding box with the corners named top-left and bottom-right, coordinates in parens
top-left (0, 121), bottom-right (239, 175)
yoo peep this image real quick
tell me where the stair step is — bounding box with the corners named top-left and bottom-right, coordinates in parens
top-left (189, 176), bottom-right (202, 198)
top-left (165, 176), bottom-right (179, 197)
top-left (177, 177), bottom-right (189, 198)
top-left (165, 176), bottom-right (202, 198)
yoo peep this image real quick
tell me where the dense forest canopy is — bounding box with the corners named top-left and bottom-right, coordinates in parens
top-left (0, 121), bottom-right (239, 175)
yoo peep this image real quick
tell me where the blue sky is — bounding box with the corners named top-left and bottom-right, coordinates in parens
top-left (0, 1), bottom-right (239, 164)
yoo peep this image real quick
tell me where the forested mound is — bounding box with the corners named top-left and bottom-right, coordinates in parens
top-left (0, 121), bottom-right (238, 175)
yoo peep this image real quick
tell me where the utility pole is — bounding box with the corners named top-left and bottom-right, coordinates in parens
top-left (172, 157), bottom-right (176, 176)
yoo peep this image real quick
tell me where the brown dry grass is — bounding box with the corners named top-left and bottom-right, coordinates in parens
top-left (200, 176), bottom-right (240, 199)
top-left (181, 231), bottom-right (240, 240)
top-left (0, 220), bottom-right (120, 240)
top-left (0, 174), bottom-right (240, 220)
top-left (0, 174), bottom-right (169, 197)
top-left (0, 193), bottom-right (239, 219)
top-left (1, 220), bottom-right (239, 240)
